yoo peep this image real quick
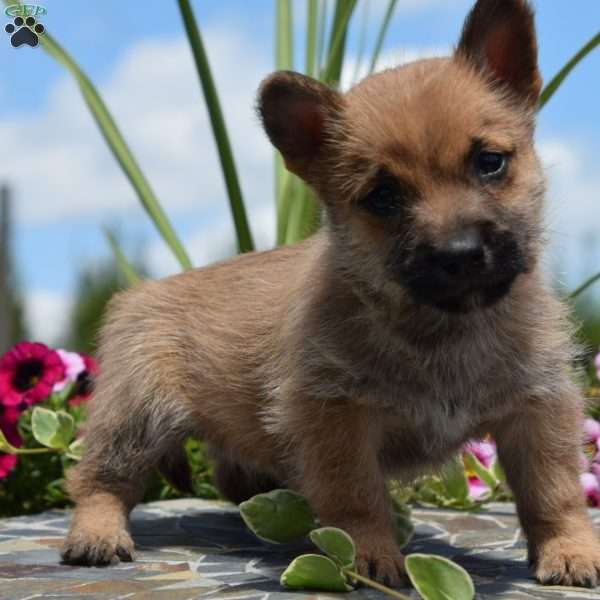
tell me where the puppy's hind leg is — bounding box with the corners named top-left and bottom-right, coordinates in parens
top-left (61, 381), bottom-right (191, 566)
top-left (214, 455), bottom-right (283, 504)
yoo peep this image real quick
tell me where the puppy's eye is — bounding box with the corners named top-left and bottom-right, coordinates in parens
top-left (476, 151), bottom-right (507, 180)
top-left (362, 184), bottom-right (402, 217)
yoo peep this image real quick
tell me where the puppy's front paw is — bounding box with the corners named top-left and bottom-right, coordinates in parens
top-left (61, 527), bottom-right (135, 566)
top-left (353, 541), bottom-right (407, 588)
top-left (533, 536), bottom-right (600, 588)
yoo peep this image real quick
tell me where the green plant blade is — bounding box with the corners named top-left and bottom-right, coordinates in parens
top-left (284, 184), bottom-right (320, 244)
top-left (177, 0), bottom-right (254, 254)
top-left (104, 228), bottom-right (142, 286)
top-left (321, 0), bottom-right (358, 86)
top-left (441, 457), bottom-right (469, 502)
top-left (274, 0), bottom-right (295, 245)
top-left (281, 554), bottom-right (352, 592)
top-left (395, 511), bottom-right (415, 549)
top-left (463, 452), bottom-right (498, 491)
top-left (31, 407), bottom-right (75, 450)
top-left (306, 0), bottom-right (319, 77)
top-left (310, 527), bottom-right (356, 569)
top-left (21, 22), bottom-right (193, 271)
top-left (539, 32), bottom-right (600, 109)
top-left (406, 554), bottom-right (475, 600)
top-left (351, 0), bottom-right (370, 84)
top-left (239, 489), bottom-right (317, 543)
top-left (369, 0), bottom-right (397, 75)
top-left (569, 271), bottom-right (600, 300)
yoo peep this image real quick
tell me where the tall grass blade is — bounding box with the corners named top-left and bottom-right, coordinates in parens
top-left (321, 0), bottom-right (358, 86)
top-left (104, 229), bottom-right (142, 286)
top-left (351, 0), bottom-right (370, 85)
top-left (31, 30), bottom-right (194, 271)
top-left (306, 0), bottom-right (319, 77)
top-left (177, 0), bottom-right (254, 254)
top-left (285, 185), bottom-right (320, 245)
top-left (368, 0), bottom-right (398, 75)
top-left (539, 32), bottom-right (600, 109)
top-left (316, 0), bottom-right (329, 75)
top-left (569, 271), bottom-right (600, 300)
top-left (274, 0), bottom-right (295, 245)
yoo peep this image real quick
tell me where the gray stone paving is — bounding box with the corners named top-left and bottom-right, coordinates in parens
top-left (0, 499), bottom-right (599, 599)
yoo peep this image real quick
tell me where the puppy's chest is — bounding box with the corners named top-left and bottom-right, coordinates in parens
top-left (334, 326), bottom-right (524, 433)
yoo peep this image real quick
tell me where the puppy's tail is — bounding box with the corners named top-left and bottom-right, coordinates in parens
top-left (158, 446), bottom-right (194, 495)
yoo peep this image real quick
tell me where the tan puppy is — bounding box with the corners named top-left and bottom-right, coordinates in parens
top-left (61, 0), bottom-right (600, 588)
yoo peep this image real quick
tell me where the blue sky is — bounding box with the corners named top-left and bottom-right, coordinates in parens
top-left (0, 0), bottom-right (599, 342)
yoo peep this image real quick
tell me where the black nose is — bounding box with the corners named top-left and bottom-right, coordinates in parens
top-left (433, 227), bottom-right (487, 279)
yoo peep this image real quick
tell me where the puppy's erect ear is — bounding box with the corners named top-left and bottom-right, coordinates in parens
top-left (258, 71), bottom-right (343, 181)
top-left (456, 0), bottom-right (542, 105)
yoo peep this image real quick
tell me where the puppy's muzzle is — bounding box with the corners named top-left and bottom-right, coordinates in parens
top-left (396, 224), bottom-right (525, 312)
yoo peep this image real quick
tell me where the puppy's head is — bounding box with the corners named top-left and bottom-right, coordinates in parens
top-left (259, 0), bottom-right (544, 313)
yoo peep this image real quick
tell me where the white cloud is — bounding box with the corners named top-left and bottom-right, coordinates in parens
top-left (539, 137), bottom-right (600, 287)
top-left (0, 28), bottom-right (272, 225)
top-left (25, 290), bottom-right (72, 345)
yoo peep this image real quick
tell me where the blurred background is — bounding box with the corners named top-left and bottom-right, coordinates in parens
top-left (0, 0), bottom-right (599, 354)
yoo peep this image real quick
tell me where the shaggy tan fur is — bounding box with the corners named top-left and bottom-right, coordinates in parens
top-left (61, 0), bottom-right (600, 588)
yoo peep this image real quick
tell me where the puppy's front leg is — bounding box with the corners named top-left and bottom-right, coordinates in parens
top-left (289, 399), bottom-right (404, 586)
top-left (492, 387), bottom-right (600, 587)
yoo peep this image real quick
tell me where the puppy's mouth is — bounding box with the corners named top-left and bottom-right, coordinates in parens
top-left (391, 234), bottom-right (527, 313)
top-left (404, 274), bottom-right (518, 313)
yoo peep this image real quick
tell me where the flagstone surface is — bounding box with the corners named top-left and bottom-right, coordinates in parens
top-left (0, 499), bottom-right (599, 599)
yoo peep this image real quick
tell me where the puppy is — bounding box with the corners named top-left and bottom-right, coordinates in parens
top-left (61, 0), bottom-right (600, 588)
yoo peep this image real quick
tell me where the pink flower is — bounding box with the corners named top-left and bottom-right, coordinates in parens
top-left (465, 440), bottom-right (496, 469)
top-left (464, 439), bottom-right (497, 499)
top-left (0, 342), bottom-right (65, 407)
top-left (595, 353), bottom-right (600, 381)
top-left (53, 350), bottom-right (86, 392)
top-left (581, 472), bottom-right (600, 507)
top-left (0, 424), bottom-right (22, 480)
top-left (69, 354), bottom-right (99, 406)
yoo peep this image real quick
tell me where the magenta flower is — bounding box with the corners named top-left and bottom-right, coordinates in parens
top-left (0, 342), bottom-right (65, 407)
top-left (463, 439), bottom-right (497, 499)
top-left (0, 424), bottom-right (21, 480)
top-left (595, 353), bottom-right (600, 381)
top-left (580, 417), bottom-right (600, 507)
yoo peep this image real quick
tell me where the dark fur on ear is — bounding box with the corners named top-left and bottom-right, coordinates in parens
top-left (457, 0), bottom-right (542, 105)
top-left (258, 71), bottom-right (343, 181)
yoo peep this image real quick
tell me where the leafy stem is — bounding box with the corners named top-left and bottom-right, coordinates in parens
top-left (344, 568), bottom-right (411, 599)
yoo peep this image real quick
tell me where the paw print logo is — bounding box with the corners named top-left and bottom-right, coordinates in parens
top-left (5, 16), bottom-right (45, 48)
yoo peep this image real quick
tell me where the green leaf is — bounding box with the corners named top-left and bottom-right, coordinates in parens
top-left (406, 554), bottom-right (475, 600)
top-left (31, 408), bottom-right (75, 450)
top-left (395, 511), bottom-right (415, 549)
top-left (0, 428), bottom-right (15, 453)
top-left (176, 0), bottom-right (254, 254)
top-left (310, 527), bottom-right (356, 568)
top-left (66, 437), bottom-right (86, 461)
top-left (239, 489), bottom-right (317, 543)
top-left (280, 554), bottom-right (352, 592)
top-left (492, 460), bottom-right (506, 483)
top-left (441, 457), bottom-right (469, 502)
top-left (539, 32), bottom-right (600, 109)
top-left (463, 452), bottom-right (497, 491)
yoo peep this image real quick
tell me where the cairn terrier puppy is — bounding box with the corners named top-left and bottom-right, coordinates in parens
top-left (62, 0), bottom-right (600, 588)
